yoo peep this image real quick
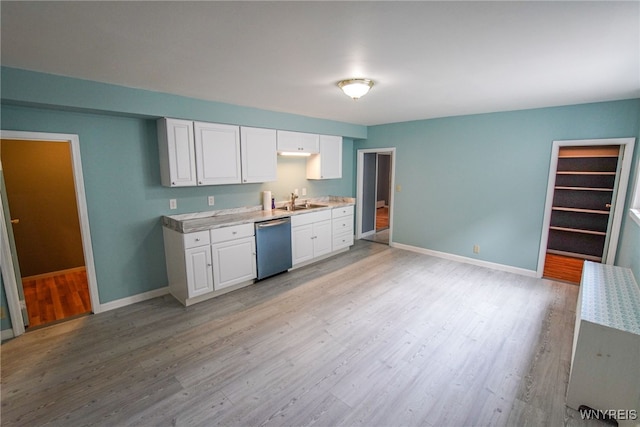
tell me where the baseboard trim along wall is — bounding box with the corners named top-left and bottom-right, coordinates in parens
top-left (1, 328), bottom-right (15, 341)
top-left (99, 286), bottom-right (170, 313)
top-left (390, 242), bottom-right (538, 278)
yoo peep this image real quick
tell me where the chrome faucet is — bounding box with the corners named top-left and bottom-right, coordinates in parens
top-left (290, 192), bottom-right (299, 210)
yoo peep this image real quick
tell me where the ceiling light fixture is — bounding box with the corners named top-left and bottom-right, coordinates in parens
top-left (337, 78), bottom-right (374, 100)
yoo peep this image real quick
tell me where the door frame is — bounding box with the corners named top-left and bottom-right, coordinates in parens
top-left (1, 130), bottom-right (101, 337)
top-left (356, 147), bottom-right (396, 242)
top-left (537, 137), bottom-right (636, 277)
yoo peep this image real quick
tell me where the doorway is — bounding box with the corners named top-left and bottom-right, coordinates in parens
top-left (0, 131), bottom-right (100, 336)
top-left (538, 138), bottom-right (636, 283)
top-left (356, 148), bottom-right (395, 245)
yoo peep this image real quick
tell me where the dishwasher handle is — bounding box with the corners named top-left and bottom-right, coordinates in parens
top-left (256, 219), bottom-right (290, 228)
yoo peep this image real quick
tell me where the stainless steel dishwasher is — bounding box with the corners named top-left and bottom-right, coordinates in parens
top-left (255, 217), bottom-right (292, 280)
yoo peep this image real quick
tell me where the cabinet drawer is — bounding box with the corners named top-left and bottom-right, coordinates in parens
top-left (291, 209), bottom-right (331, 227)
top-left (183, 230), bottom-right (211, 249)
top-left (210, 223), bottom-right (255, 243)
top-left (333, 233), bottom-right (354, 251)
top-left (332, 205), bottom-right (354, 218)
top-left (332, 217), bottom-right (353, 235)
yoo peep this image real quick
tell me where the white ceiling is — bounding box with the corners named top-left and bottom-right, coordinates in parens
top-left (1, 1), bottom-right (639, 126)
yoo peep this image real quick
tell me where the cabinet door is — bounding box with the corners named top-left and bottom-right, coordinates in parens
top-left (194, 121), bottom-right (242, 185)
top-left (211, 237), bottom-right (257, 290)
top-left (185, 245), bottom-right (214, 297)
top-left (307, 135), bottom-right (342, 180)
top-left (313, 220), bottom-right (332, 258)
top-left (291, 224), bottom-right (314, 265)
top-left (277, 130), bottom-right (319, 154)
top-left (158, 118), bottom-right (197, 187)
top-left (240, 127), bottom-right (277, 183)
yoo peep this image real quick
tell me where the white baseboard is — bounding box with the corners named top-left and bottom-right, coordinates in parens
top-left (98, 286), bottom-right (170, 313)
top-left (1, 328), bottom-right (15, 341)
top-left (390, 242), bottom-right (538, 278)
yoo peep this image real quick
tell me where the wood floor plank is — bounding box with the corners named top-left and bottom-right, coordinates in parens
top-left (22, 268), bottom-right (92, 328)
top-left (1, 241), bottom-right (610, 426)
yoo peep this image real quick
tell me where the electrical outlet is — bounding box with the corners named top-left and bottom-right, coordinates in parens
top-left (170, 199), bottom-right (177, 210)
top-left (473, 244), bottom-right (480, 254)
top-left (396, 184), bottom-right (402, 192)
top-left (294, 188), bottom-right (299, 196)
top-left (208, 196), bottom-right (215, 206)
top-left (301, 188), bottom-right (307, 196)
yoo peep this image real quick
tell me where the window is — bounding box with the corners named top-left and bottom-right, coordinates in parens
top-left (631, 165), bottom-right (640, 226)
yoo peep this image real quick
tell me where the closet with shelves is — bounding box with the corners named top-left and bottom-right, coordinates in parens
top-left (545, 146), bottom-right (620, 277)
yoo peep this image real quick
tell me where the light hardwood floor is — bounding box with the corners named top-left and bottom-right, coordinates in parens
top-left (1, 241), bottom-right (606, 426)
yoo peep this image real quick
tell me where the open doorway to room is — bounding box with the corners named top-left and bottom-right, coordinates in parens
top-left (357, 148), bottom-right (395, 245)
top-left (1, 132), bottom-right (99, 333)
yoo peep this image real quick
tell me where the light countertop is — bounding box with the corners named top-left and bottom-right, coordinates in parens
top-left (163, 196), bottom-right (355, 233)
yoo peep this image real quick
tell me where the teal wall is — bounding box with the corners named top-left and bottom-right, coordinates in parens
top-left (0, 68), bottom-right (359, 308)
top-left (358, 99), bottom-right (640, 272)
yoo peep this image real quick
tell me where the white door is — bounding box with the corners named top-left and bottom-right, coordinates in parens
top-left (185, 245), bottom-right (214, 297)
top-left (194, 121), bottom-right (241, 185)
top-left (319, 135), bottom-right (342, 179)
top-left (292, 224), bottom-right (314, 265)
top-left (211, 237), bottom-right (257, 290)
top-left (240, 127), bottom-right (277, 183)
top-left (161, 118), bottom-right (196, 187)
top-left (313, 220), bottom-right (333, 258)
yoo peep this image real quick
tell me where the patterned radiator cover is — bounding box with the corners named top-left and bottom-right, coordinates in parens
top-left (581, 261), bottom-right (640, 335)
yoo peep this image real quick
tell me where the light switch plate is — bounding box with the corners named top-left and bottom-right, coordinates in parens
top-left (208, 196), bottom-right (215, 206)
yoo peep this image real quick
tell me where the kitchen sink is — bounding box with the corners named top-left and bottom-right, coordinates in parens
top-left (275, 203), bottom-right (327, 212)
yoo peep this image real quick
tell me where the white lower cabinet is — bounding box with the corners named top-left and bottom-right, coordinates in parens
top-left (332, 205), bottom-right (354, 250)
top-left (185, 245), bottom-right (214, 297)
top-left (210, 224), bottom-right (256, 290)
top-left (163, 223), bottom-right (256, 306)
top-left (291, 210), bottom-right (332, 266)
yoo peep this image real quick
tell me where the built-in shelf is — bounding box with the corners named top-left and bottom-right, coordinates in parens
top-left (549, 226), bottom-right (606, 236)
top-left (546, 145), bottom-right (620, 262)
top-left (547, 249), bottom-right (602, 263)
top-left (552, 207), bottom-right (609, 215)
top-left (554, 186), bottom-right (613, 192)
top-left (556, 171), bottom-right (616, 175)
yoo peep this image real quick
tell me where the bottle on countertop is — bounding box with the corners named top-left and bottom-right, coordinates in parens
top-left (271, 197), bottom-right (275, 210)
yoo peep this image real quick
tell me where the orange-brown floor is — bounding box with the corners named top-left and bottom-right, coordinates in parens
top-left (542, 253), bottom-right (585, 284)
top-left (22, 268), bottom-right (92, 328)
top-left (376, 206), bottom-right (389, 230)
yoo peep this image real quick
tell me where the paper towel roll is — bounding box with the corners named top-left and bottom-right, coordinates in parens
top-left (263, 190), bottom-right (272, 211)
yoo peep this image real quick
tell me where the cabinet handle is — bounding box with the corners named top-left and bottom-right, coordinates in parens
top-left (207, 263), bottom-right (212, 267)
top-left (606, 203), bottom-right (612, 208)
top-left (195, 238), bottom-right (200, 242)
top-left (10, 219), bottom-right (19, 225)
top-left (232, 231), bottom-right (237, 235)
top-left (199, 181), bottom-right (203, 184)
top-left (172, 182), bottom-right (176, 185)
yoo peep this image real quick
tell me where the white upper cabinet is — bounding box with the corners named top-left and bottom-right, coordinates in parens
top-left (277, 130), bottom-right (319, 154)
top-left (158, 118), bottom-right (197, 187)
top-left (240, 127), bottom-right (277, 183)
top-left (194, 121), bottom-right (242, 185)
top-left (159, 118), bottom-right (342, 186)
top-left (307, 135), bottom-right (342, 180)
